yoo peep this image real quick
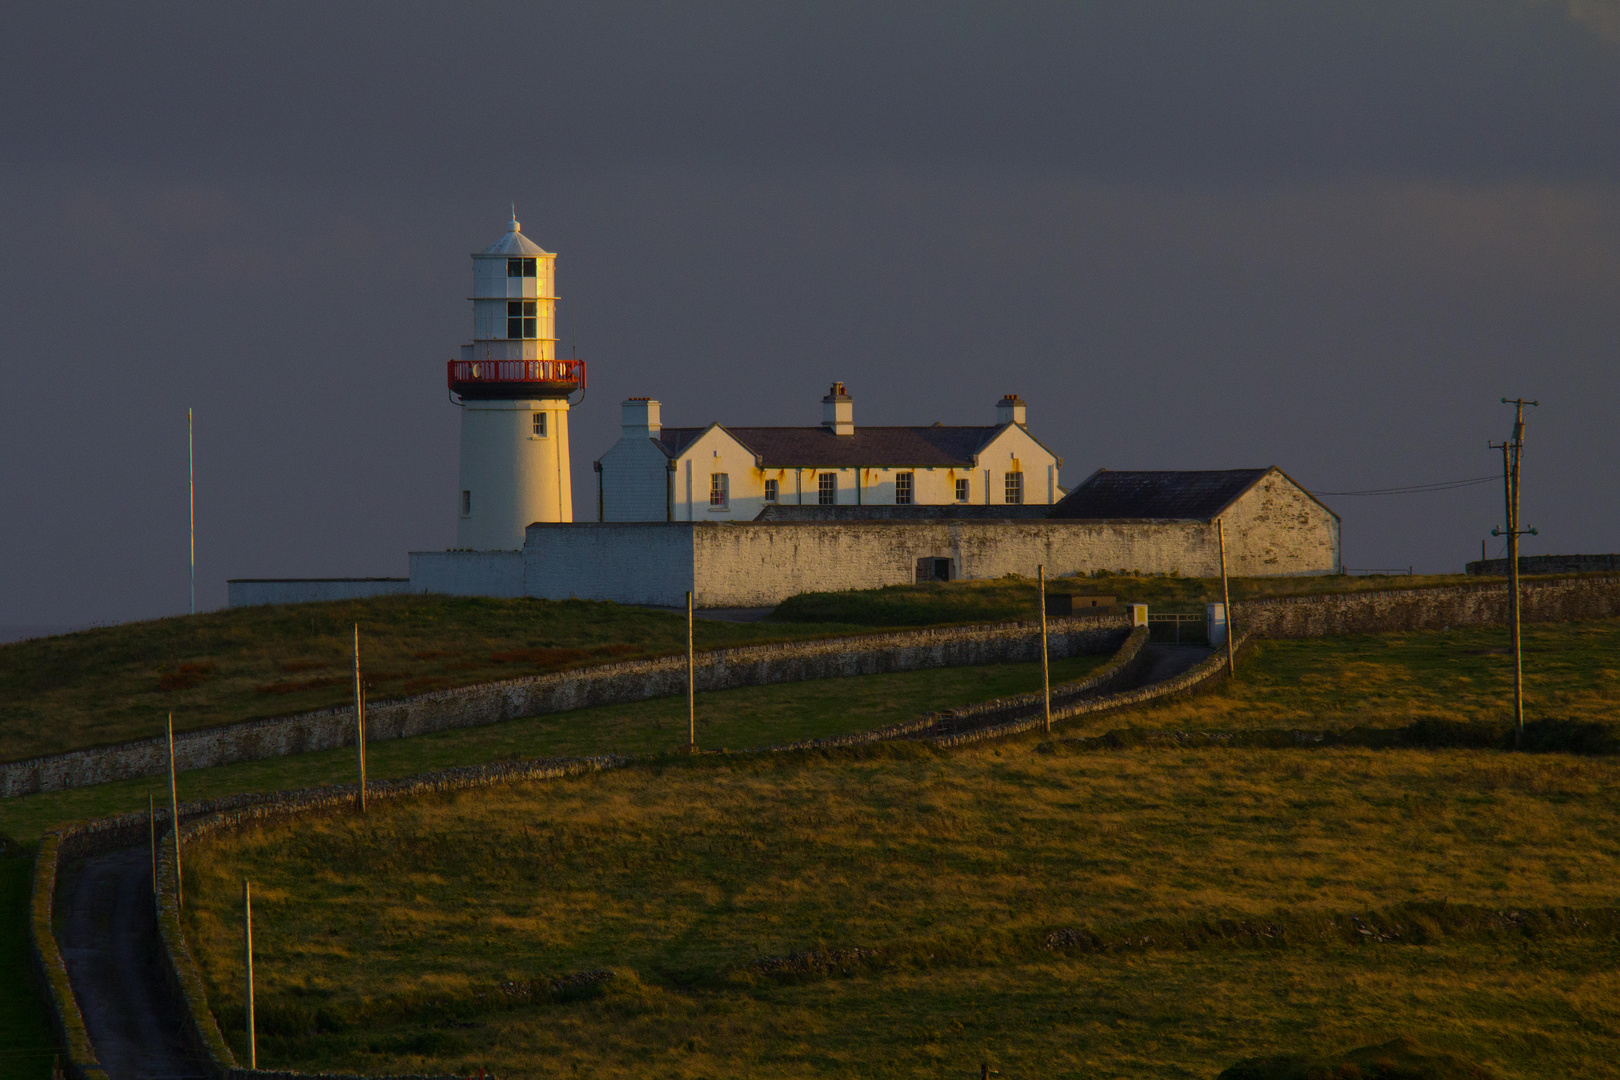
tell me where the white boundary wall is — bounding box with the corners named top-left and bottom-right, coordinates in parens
top-left (409, 550), bottom-right (525, 597)
top-left (517, 517), bottom-right (1335, 608)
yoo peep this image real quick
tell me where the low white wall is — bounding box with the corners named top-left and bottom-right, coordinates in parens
top-left (524, 524), bottom-right (694, 605)
top-left (226, 578), bottom-right (411, 607)
top-left (408, 550), bottom-right (525, 598)
top-left (690, 520), bottom-right (1227, 607)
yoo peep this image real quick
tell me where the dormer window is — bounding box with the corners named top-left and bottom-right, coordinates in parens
top-left (507, 300), bottom-right (537, 338)
top-left (507, 257), bottom-right (537, 278)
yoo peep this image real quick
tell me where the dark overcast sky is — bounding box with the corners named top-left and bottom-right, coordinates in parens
top-left (3, 1), bottom-right (1618, 628)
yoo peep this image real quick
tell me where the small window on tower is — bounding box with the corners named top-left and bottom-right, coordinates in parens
top-left (955, 478), bottom-right (970, 502)
top-left (508, 301), bottom-right (538, 339)
top-left (461, 490), bottom-right (472, 517)
top-left (507, 258), bottom-right (523, 277)
top-left (522, 257), bottom-right (537, 277)
top-left (895, 472), bottom-right (914, 505)
top-left (532, 412), bottom-right (546, 437)
top-left (818, 472), bottom-right (837, 505)
top-left (764, 478), bottom-right (778, 503)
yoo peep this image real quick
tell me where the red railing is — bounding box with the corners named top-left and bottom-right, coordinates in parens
top-left (447, 358), bottom-right (587, 389)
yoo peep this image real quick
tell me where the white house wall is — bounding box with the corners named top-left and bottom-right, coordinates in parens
top-left (975, 425), bottom-right (1063, 505)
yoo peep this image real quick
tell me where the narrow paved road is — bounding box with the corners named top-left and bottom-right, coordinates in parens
top-left (58, 846), bottom-right (210, 1080)
top-left (1137, 643), bottom-right (1212, 686)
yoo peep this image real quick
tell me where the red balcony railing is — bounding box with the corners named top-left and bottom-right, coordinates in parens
top-left (447, 358), bottom-right (587, 391)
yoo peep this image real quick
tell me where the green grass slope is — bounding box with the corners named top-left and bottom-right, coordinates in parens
top-left (0, 595), bottom-right (871, 764)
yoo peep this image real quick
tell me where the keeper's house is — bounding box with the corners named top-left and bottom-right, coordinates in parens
top-left (594, 385), bottom-right (1062, 521)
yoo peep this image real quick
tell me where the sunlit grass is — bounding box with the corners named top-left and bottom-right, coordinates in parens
top-left (186, 742), bottom-right (1620, 1079)
top-left (1111, 617), bottom-right (1620, 735)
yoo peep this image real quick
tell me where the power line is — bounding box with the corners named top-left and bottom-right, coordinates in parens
top-left (1309, 475), bottom-right (1500, 497)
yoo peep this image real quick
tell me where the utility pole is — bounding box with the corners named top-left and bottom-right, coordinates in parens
top-left (1490, 398), bottom-right (1539, 746)
top-left (1217, 519), bottom-right (1235, 676)
top-left (188, 408), bottom-right (195, 615)
top-left (353, 625), bottom-right (367, 812)
top-left (686, 592), bottom-right (696, 750)
top-left (149, 793), bottom-right (158, 901)
top-left (1038, 564), bottom-right (1051, 734)
top-left (167, 713), bottom-right (182, 909)
top-left (243, 878), bottom-right (256, 1070)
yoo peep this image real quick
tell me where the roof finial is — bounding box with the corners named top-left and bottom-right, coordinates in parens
top-left (509, 203), bottom-right (520, 233)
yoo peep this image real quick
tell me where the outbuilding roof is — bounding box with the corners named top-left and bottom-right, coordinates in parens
top-left (657, 425), bottom-right (1007, 468)
top-left (1048, 468), bottom-right (1277, 520)
top-left (478, 217), bottom-right (551, 257)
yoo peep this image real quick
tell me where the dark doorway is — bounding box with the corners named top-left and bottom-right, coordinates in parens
top-left (915, 557), bottom-right (952, 583)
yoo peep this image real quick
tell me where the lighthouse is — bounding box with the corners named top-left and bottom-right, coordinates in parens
top-left (448, 215), bottom-right (585, 549)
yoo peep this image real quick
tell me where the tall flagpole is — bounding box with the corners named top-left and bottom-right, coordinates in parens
top-left (188, 408), bottom-right (196, 615)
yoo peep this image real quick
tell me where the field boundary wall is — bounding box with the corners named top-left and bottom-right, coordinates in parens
top-left (1, 616), bottom-right (1127, 798)
top-left (1234, 574), bottom-right (1620, 638)
top-left (1465, 555), bottom-right (1620, 577)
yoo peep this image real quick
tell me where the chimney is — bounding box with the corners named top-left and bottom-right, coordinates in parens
top-left (822, 381), bottom-right (854, 436)
top-left (997, 394), bottom-right (1027, 426)
top-left (621, 397), bottom-right (661, 438)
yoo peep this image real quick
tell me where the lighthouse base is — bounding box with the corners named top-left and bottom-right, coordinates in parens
top-left (455, 396), bottom-right (573, 550)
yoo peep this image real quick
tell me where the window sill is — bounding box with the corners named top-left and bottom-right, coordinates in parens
top-left (707, 506), bottom-right (730, 513)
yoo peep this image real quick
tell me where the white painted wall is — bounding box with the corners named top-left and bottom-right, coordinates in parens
top-left (409, 550), bottom-right (525, 597)
top-left (227, 578), bottom-right (410, 607)
top-left (456, 396), bottom-right (573, 549)
top-left (524, 524), bottom-right (694, 605)
top-left (1221, 469), bottom-right (1342, 576)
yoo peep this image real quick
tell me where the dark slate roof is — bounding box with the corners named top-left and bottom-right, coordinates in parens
top-left (1048, 468), bottom-right (1273, 520)
top-left (657, 425), bottom-right (1003, 468)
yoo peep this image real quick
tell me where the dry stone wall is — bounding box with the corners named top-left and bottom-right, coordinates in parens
top-left (1466, 555), bottom-right (1620, 577)
top-left (1235, 575), bottom-right (1620, 638)
top-left (2, 617), bottom-right (1127, 798)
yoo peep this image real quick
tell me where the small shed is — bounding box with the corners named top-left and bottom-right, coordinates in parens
top-left (1049, 467), bottom-right (1341, 576)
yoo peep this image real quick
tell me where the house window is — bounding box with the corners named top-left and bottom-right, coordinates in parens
top-left (532, 412), bottom-right (546, 437)
top-left (710, 473), bottom-right (729, 508)
top-left (764, 478), bottom-right (778, 503)
top-left (955, 478), bottom-right (970, 502)
top-left (507, 300), bottom-right (537, 338)
top-left (507, 257), bottom-right (537, 277)
top-left (460, 490), bottom-right (471, 517)
top-left (895, 472), bottom-right (913, 505)
top-left (818, 472), bottom-right (837, 505)
top-left (1004, 471), bottom-right (1024, 504)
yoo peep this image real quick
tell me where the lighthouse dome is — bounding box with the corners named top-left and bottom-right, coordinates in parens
top-left (478, 215), bottom-right (551, 257)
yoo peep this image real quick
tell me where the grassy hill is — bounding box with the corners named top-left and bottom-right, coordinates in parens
top-left (184, 735), bottom-right (1620, 1079)
top-left (0, 595), bottom-right (875, 763)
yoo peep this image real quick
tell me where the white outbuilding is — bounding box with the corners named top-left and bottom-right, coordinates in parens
top-left (594, 384), bottom-right (1064, 522)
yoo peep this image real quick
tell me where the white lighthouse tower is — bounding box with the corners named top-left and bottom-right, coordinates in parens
top-left (448, 214), bottom-right (584, 549)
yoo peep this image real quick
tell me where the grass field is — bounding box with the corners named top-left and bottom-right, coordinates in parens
top-left (0, 654), bottom-right (1110, 845)
top-left (184, 742), bottom-right (1620, 1079)
top-left (0, 596), bottom-right (874, 763)
top-left (1113, 617), bottom-right (1620, 735)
